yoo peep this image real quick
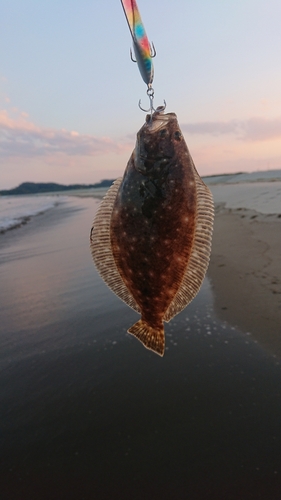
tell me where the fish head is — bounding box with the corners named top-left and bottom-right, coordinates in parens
top-left (135, 111), bottom-right (184, 174)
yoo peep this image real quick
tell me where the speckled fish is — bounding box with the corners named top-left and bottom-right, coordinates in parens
top-left (90, 110), bottom-right (214, 356)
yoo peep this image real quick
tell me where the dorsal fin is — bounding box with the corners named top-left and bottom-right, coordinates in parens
top-left (164, 172), bottom-right (214, 322)
top-left (90, 179), bottom-right (141, 313)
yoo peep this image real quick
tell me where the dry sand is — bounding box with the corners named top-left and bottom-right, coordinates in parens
top-left (208, 186), bottom-right (281, 357)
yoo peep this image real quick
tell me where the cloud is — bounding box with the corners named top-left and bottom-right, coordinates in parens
top-left (181, 117), bottom-right (281, 142)
top-left (182, 120), bottom-right (239, 136)
top-left (239, 117), bottom-right (281, 141)
top-left (0, 109), bottom-right (130, 159)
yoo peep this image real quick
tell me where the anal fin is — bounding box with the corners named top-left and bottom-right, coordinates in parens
top-left (128, 320), bottom-right (165, 357)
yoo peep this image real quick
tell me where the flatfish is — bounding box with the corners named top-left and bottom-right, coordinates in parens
top-left (90, 110), bottom-right (214, 356)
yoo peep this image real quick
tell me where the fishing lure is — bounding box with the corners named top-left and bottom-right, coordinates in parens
top-left (120, 0), bottom-right (165, 114)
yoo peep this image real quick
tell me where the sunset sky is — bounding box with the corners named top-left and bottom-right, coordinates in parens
top-left (1, 0), bottom-right (281, 189)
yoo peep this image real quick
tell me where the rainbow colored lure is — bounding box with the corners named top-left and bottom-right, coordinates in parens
top-left (120, 0), bottom-right (155, 87)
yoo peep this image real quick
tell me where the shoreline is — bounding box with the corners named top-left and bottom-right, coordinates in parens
top-left (1, 182), bottom-right (280, 356)
top-left (62, 182), bottom-right (281, 357)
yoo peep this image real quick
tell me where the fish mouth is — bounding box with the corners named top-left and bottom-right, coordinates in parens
top-left (145, 112), bottom-right (177, 133)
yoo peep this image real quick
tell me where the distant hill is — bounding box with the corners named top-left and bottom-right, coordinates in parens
top-left (0, 180), bottom-right (115, 196)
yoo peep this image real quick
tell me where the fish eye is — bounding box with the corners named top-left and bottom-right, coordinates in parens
top-left (159, 129), bottom-right (167, 137)
top-left (174, 131), bottom-right (182, 141)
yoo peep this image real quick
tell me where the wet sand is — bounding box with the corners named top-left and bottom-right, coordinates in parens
top-left (208, 205), bottom-right (281, 357)
top-left (1, 195), bottom-right (281, 499)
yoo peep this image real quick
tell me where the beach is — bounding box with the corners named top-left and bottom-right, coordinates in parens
top-left (207, 181), bottom-right (281, 358)
top-left (0, 181), bottom-right (281, 499)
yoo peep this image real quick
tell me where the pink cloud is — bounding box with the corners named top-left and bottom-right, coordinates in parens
top-left (0, 109), bottom-right (38, 131)
top-left (182, 120), bottom-right (239, 136)
top-left (0, 109), bottom-right (131, 159)
top-left (239, 117), bottom-right (281, 141)
top-left (181, 117), bottom-right (281, 142)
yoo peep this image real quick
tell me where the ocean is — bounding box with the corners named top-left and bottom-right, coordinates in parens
top-left (0, 194), bottom-right (69, 232)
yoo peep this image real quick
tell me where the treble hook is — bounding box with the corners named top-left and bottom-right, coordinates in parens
top-left (150, 42), bottom-right (156, 58)
top-left (130, 42), bottom-right (156, 63)
top-left (139, 85), bottom-right (166, 118)
top-left (130, 48), bottom-right (137, 63)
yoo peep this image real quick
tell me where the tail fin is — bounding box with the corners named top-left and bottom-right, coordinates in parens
top-left (128, 319), bottom-right (165, 357)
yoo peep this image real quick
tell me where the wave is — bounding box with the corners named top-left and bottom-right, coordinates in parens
top-left (0, 195), bottom-right (67, 233)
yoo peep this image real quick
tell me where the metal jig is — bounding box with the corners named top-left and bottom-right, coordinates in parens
top-left (120, 0), bottom-right (166, 116)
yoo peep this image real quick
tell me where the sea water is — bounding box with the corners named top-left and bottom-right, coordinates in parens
top-left (0, 194), bottom-right (67, 232)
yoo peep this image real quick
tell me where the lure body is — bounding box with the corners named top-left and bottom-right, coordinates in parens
top-left (120, 0), bottom-right (154, 85)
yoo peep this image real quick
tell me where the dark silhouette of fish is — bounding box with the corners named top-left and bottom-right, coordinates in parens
top-left (90, 110), bottom-right (214, 356)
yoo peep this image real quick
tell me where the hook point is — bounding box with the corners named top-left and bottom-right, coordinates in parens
top-left (130, 48), bottom-right (137, 63)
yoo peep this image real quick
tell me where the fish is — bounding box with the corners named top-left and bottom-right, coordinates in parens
top-left (90, 110), bottom-right (214, 357)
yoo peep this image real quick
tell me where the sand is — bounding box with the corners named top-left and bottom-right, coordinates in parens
top-left (208, 207), bottom-right (281, 356)
top-left (207, 181), bottom-right (281, 357)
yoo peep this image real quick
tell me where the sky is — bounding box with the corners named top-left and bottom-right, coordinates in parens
top-left (1, 0), bottom-right (281, 189)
